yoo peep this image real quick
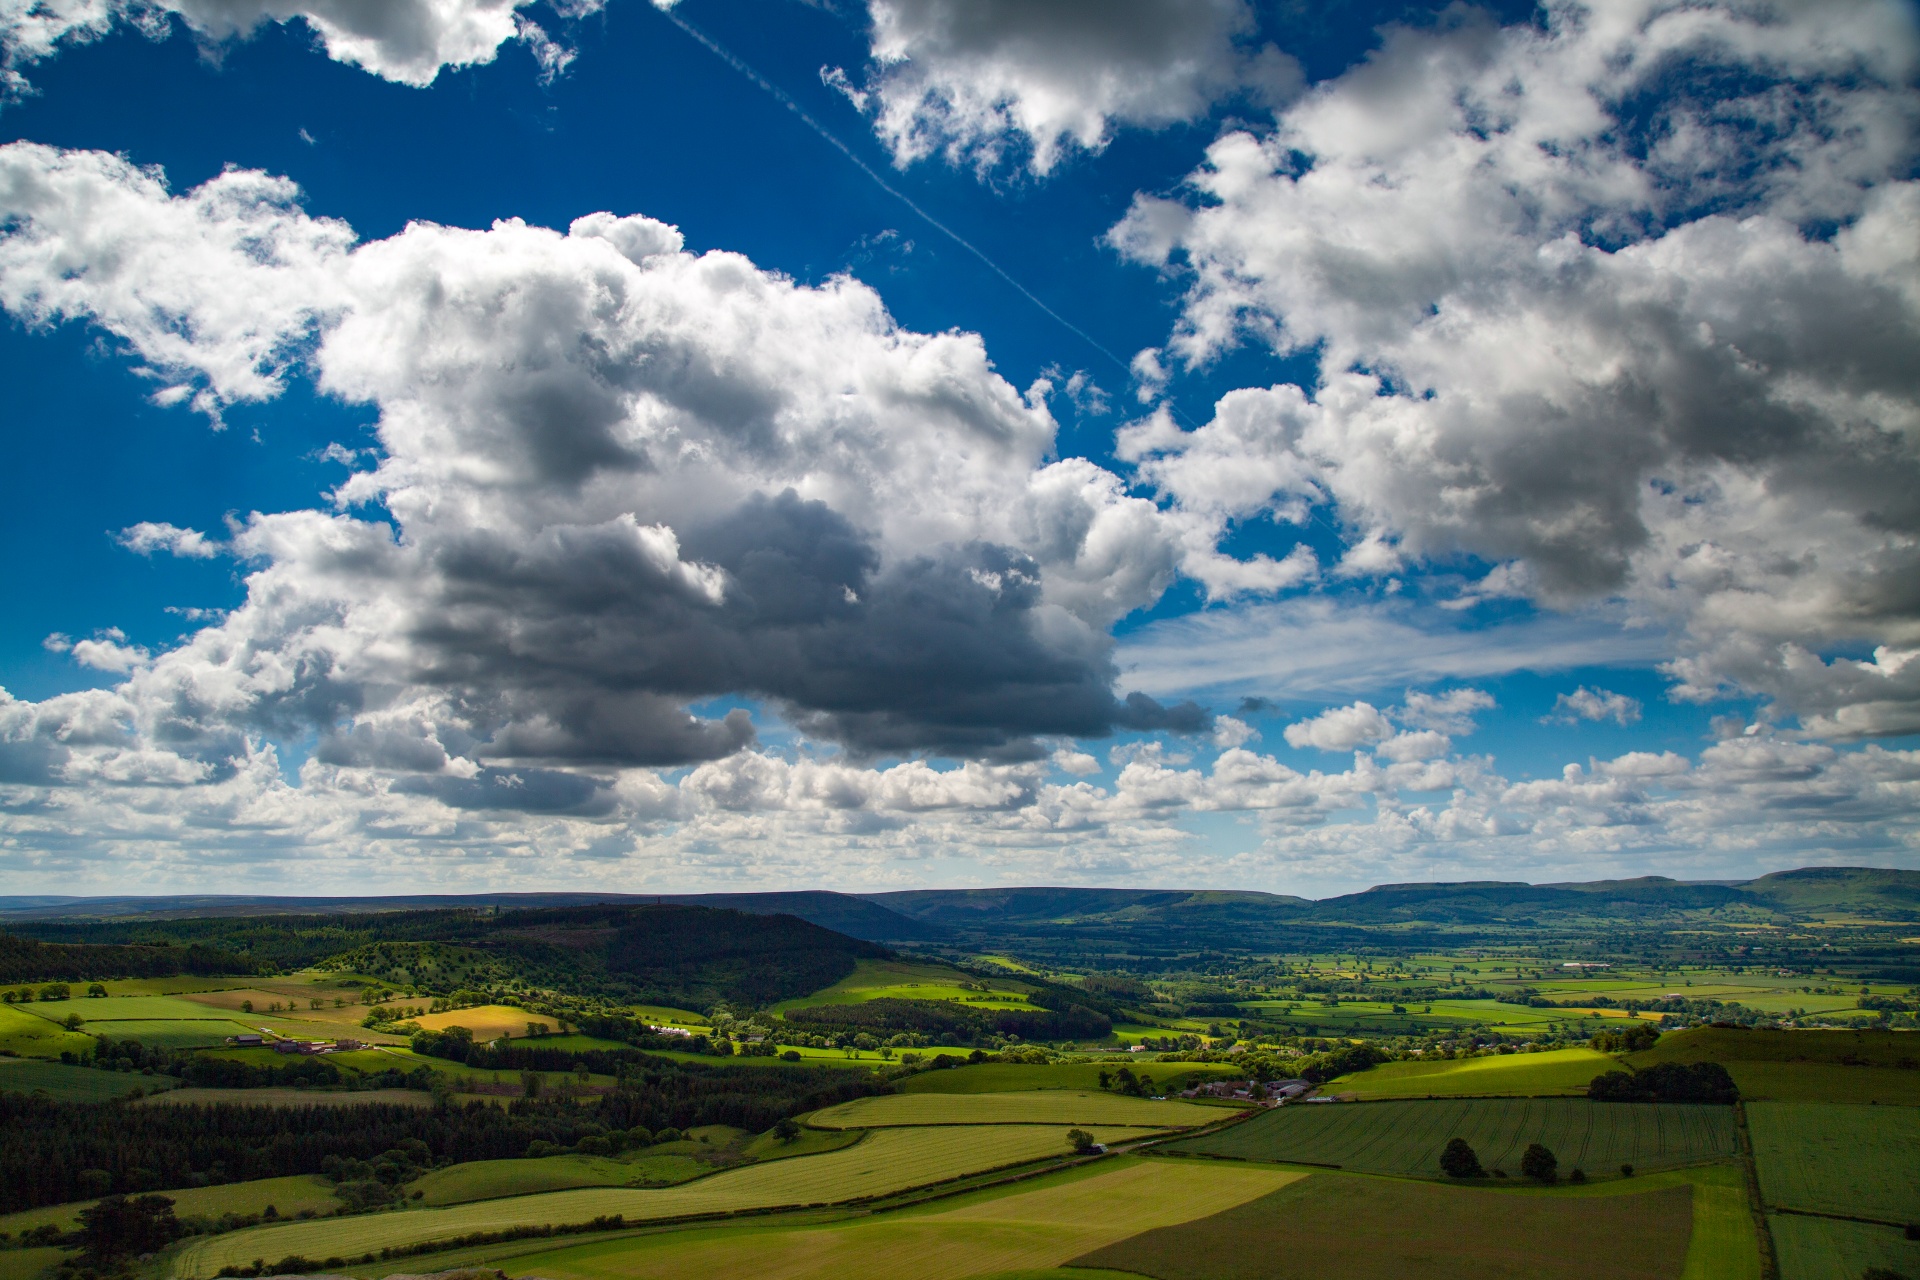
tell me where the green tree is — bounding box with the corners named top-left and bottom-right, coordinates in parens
top-left (1439, 1137), bottom-right (1484, 1178)
top-left (1067, 1128), bottom-right (1099, 1154)
top-left (77, 1194), bottom-right (179, 1263)
top-left (37, 983), bottom-right (69, 1002)
top-left (521, 1070), bottom-right (544, 1099)
top-left (1521, 1143), bottom-right (1558, 1184)
top-left (773, 1118), bottom-right (800, 1143)
top-left (86, 984), bottom-right (108, 998)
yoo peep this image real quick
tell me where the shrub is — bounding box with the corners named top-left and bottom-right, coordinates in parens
top-left (1569, 1168), bottom-right (1587, 1183)
top-left (1067, 1128), bottom-right (1099, 1154)
top-left (1439, 1137), bottom-right (1484, 1179)
top-left (1521, 1143), bottom-right (1558, 1184)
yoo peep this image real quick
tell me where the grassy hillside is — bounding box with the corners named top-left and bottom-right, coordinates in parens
top-left (1328, 1047), bottom-right (1614, 1099)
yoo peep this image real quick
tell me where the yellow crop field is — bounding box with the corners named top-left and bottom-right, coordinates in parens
top-left (459, 1158), bottom-right (1304, 1280)
top-left (807, 1090), bottom-right (1219, 1130)
top-left (171, 1123), bottom-right (1150, 1277)
top-left (410, 1005), bottom-right (539, 1039)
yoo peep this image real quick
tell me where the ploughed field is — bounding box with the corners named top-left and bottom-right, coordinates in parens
top-left (171, 1122), bottom-right (1153, 1277)
top-left (1164, 1098), bottom-right (1739, 1178)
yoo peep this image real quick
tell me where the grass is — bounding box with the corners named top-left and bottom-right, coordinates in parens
top-left (395, 1157), bottom-right (1301, 1280)
top-left (0, 1058), bottom-right (174, 1100)
top-left (1329, 1048), bottom-right (1615, 1098)
top-left (53, 995), bottom-right (249, 1020)
top-left (411, 1005), bottom-right (538, 1040)
top-left (0, 1247), bottom-right (67, 1280)
top-left (0, 1175), bottom-right (339, 1236)
top-left (1720, 1062), bottom-right (1920, 1106)
top-left (1630, 1027), bottom-right (1920, 1069)
top-left (79, 1019), bottom-right (262, 1049)
top-left (137, 1087), bottom-right (434, 1108)
top-left (898, 1062), bottom-right (1244, 1095)
top-left (1771, 1215), bottom-right (1920, 1280)
top-left (0, 1005), bottom-right (95, 1058)
top-left (808, 1091), bottom-right (1220, 1130)
top-left (1068, 1168), bottom-right (1695, 1280)
top-left (1747, 1102), bottom-right (1920, 1223)
top-left (170, 1124), bottom-right (1155, 1277)
top-left (1681, 1163), bottom-right (1765, 1280)
top-left (770, 959), bottom-right (1036, 1015)
top-left (411, 1155), bottom-right (700, 1206)
top-left (1164, 1098), bottom-right (1740, 1178)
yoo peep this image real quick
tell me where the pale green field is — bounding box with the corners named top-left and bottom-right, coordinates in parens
top-left (807, 1090), bottom-right (1219, 1130)
top-left (411, 1154), bottom-right (704, 1205)
top-left (76, 1018), bottom-right (258, 1048)
top-left (0, 1005), bottom-right (94, 1058)
top-left (899, 1062), bottom-right (1243, 1095)
top-left (415, 1157), bottom-right (1302, 1280)
top-left (770, 959), bottom-right (1036, 1014)
top-left (171, 1123), bottom-right (1152, 1276)
top-left (46, 994), bottom-right (239, 1020)
top-left (0, 1175), bottom-right (339, 1235)
top-left (1330, 1048), bottom-right (1614, 1098)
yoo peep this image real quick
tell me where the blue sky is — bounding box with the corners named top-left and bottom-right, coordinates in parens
top-left (0, 0), bottom-right (1916, 896)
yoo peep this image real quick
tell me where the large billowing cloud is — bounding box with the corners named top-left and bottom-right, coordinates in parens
top-left (0, 141), bottom-right (1211, 793)
top-left (0, 0), bottom-right (585, 96)
top-left (1111, 0), bottom-right (1920, 737)
top-left (837, 0), bottom-right (1299, 175)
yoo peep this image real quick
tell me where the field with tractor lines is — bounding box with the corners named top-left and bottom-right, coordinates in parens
top-left (1747, 1101), bottom-right (1920, 1223)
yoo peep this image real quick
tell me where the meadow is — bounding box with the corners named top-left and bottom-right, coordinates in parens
top-left (1165, 1098), bottom-right (1739, 1178)
top-left (1770, 1215), bottom-right (1920, 1280)
top-left (0, 1004), bottom-right (94, 1057)
top-left (807, 1090), bottom-right (1220, 1129)
top-left (370, 1157), bottom-right (1300, 1280)
top-left (1070, 1167), bottom-right (1699, 1280)
top-left (1628, 1027), bottom-right (1920, 1104)
top-left (171, 1122), bottom-right (1153, 1276)
top-left (1746, 1102), bottom-right (1919, 1223)
top-left (770, 958), bottom-right (1040, 1015)
top-left (0, 1057), bottom-right (173, 1100)
top-left (0, 1175), bottom-right (339, 1235)
top-left (899, 1061), bottom-right (1243, 1095)
top-left (1328, 1047), bottom-right (1614, 1098)
top-left (411, 1153), bottom-right (705, 1205)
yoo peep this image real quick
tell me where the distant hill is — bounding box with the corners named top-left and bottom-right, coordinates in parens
top-left (1740, 867), bottom-right (1920, 915)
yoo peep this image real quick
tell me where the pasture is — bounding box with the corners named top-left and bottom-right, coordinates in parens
top-left (808, 1090), bottom-right (1219, 1129)
top-left (80, 1019), bottom-right (258, 1048)
top-left (1070, 1167), bottom-right (1698, 1280)
top-left (1629, 1027), bottom-right (1920, 1104)
top-left (0, 1057), bottom-right (172, 1100)
top-left (770, 959), bottom-right (1037, 1014)
top-left (1164, 1098), bottom-right (1739, 1178)
top-left (0, 1246), bottom-right (65, 1280)
top-left (391, 1157), bottom-right (1299, 1280)
top-left (1329, 1047), bottom-right (1614, 1098)
top-left (898, 1061), bottom-right (1243, 1095)
top-left (1747, 1102), bottom-right (1920, 1223)
top-left (1770, 1215), bottom-right (1920, 1280)
top-left (171, 1122), bottom-right (1152, 1276)
top-left (0, 1175), bottom-right (339, 1236)
top-left (137, 1087), bottom-right (433, 1107)
top-left (0, 1004), bottom-right (94, 1058)
top-left (411, 1154), bottom-right (704, 1205)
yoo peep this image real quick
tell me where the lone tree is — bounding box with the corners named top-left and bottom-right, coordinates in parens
top-left (1440, 1137), bottom-right (1485, 1179)
top-left (77, 1195), bottom-right (178, 1264)
top-left (773, 1118), bottom-right (800, 1143)
top-left (1067, 1128), bottom-right (1099, 1154)
top-left (1521, 1143), bottom-right (1559, 1184)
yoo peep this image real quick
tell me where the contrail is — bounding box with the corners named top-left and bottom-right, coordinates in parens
top-left (652, 3), bottom-right (1134, 380)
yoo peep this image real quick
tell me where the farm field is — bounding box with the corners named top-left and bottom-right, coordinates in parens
top-left (0, 1246), bottom-right (64, 1280)
top-left (411, 1153), bottom-right (707, 1205)
top-left (1716, 1061), bottom-right (1920, 1105)
top-left (171, 1122), bottom-right (1153, 1276)
top-left (1165, 1098), bottom-right (1739, 1178)
top-left (0, 1057), bottom-right (173, 1100)
top-left (405, 1156), bottom-right (1300, 1280)
top-left (1329, 1048), bottom-right (1614, 1098)
top-left (411, 1005), bottom-right (540, 1039)
top-left (808, 1090), bottom-right (1220, 1129)
top-left (0, 1004), bottom-right (94, 1058)
top-left (0, 1174), bottom-right (339, 1236)
top-left (899, 1061), bottom-right (1243, 1095)
top-left (77, 1019), bottom-right (258, 1048)
top-left (137, 1086), bottom-right (434, 1107)
top-left (770, 958), bottom-right (1038, 1015)
top-left (1747, 1102), bottom-right (1920, 1223)
top-left (1627, 1027), bottom-right (1920, 1104)
top-left (1071, 1170), bottom-right (1698, 1280)
top-left (1770, 1215), bottom-right (1920, 1280)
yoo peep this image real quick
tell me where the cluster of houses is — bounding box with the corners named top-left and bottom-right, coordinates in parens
top-left (226, 1032), bottom-right (365, 1054)
top-left (1179, 1077), bottom-right (1312, 1104)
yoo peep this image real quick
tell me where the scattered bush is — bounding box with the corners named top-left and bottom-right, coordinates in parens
top-left (1520, 1143), bottom-right (1558, 1184)
top-left (1439, 1137), bottom-right (1484, 1179)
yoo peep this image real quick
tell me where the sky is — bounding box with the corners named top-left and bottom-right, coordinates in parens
top-left (0, 0), bottom-right (1916, 898)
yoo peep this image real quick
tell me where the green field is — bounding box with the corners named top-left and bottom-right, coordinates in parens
top-left (137, 1087), bottom-right (434, 1107)
top-left (1629, 1028), bottom-right (1920, 1104)
top-left (1165, 1099), bottom-right (1740, 1178)
top-left (1330, 1048), bottom-right (1615, 1099)
top-left (0, 1175), bottom-right (339, 1236)
top-left (1071, 1171), bottom-right (1696, 1280)
top-left (171, 1123), bottom-right (1153, 1276)
top-left (808, 1090), bottom-right (1220, 1129)
top-left (0, 1005), bottom-right (94, 1058)
top-left (0, 1057), bottom-right (174, 1100)
top-left (1747, 1102), bottom-right (1920, 1223)
top-left (0, 1246), bottom-right (65, 1280)
top-left (769, 959), bottom-right (1038, 1015)
top-left (411, 1153), bottom-right (709, 1205)
top-left (78, 1019), bottom-right (262, 1048)
top-left (1770, 1215), bottom-right (1920, 1280)
top-left (392, 1157), bottom-right (1299, 1280)
top-left (48, 995), bottom-right (240, 1020)
top-left (899, 1062), bottom-right (1242, 1095)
